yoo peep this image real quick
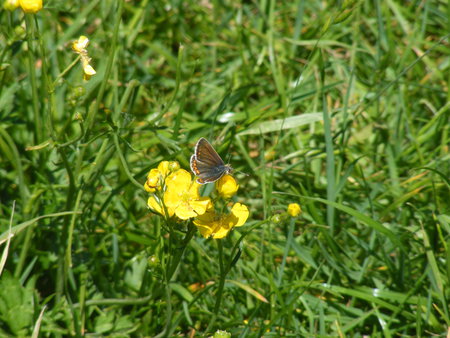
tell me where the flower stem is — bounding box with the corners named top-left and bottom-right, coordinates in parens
top-left (24, 14), bottom-right (42, 143)
top-left (206, 240), bottom-right (225, 333)
top-left (277, 217), bottom-right (295, 285)
top-left (155, 223), bottom-right (196, 338)
top-left (167, 223), bottom-right (196, 281)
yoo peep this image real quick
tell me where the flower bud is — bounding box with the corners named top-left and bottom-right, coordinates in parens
top-left (4, 0), bottom-right (19, 11)
top-left (216, 174), bottom-right (239, 199)
top-left (287, 203), bottom-right (301, 217)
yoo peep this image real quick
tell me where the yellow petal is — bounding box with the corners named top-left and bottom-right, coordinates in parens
top-left (146, 168), bottom-right (161, 189)
top-left (148, 196), bottom-right (173, 217)
top-left (194, 208), bottom-right (216, 225)
top-left (189, 197), bottom-right (212, 216)
top-left (157, 161), bottom-right (171, 177)
top-left (211, 226), bottom-right (231, 239)
top-left (81, 57), bottom-right (96, 81)
top-left (144, 181), bottom-right (156, 193)
top-left (19, 0), bottom-right (42, 13)
top-left (83, 62), bottom-right (96, 76)
top-left (147, 196), bottom-right (163, 215)
top-left (163, 188), bottom-right (181, 210)
top-left (174, 202), bottom-right (198, 220)
top-left (230, 203), bottom-right (249, 227)
top-left (72, 36), bottom-right (90, 54)
top-left (81, 56), bottom-right (97, 76)
top-left (188, 180), bottom-right (202, 198)
top-left (196, 223), bottom-right (214, 238)
top-left (216, 174), bottom-right (239, 199)
top-left (165, 169), bottom-right (192, 190)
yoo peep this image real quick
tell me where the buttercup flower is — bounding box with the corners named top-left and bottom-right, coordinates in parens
top-left (72, 36), bottom-right (96, 81)
top-left (4, 0), bottom-right (19, 11)
top-left (287, 203), bottom-right (301, 217)
top-left (163, 169), bottom-right (211, 220)
top-left (216, 174), bottom-right (239, 199)
top-left (194, 203), bottom-right (249, 239)
top-left (19, 0), bottom-right (42, 13)
top-left (144, 161), bottom-right (180, 193)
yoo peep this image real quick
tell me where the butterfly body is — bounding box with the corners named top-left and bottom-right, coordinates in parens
top-left (190, 138), bottom-right (233, 184)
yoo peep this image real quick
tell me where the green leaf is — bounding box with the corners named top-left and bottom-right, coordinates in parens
top-left (238, 113), bottom-right (322, 135)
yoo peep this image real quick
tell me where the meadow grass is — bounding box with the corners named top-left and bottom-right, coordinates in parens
top-left (0, 0), bottom-right (449, 336)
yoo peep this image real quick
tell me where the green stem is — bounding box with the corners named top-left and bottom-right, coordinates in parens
top-left (155, 224), bottom-right (196, 338)
top-left (24, 14), bottom-right (42, 144)
top-left (206, 240), bottom-right (226, 333)
top-left (52, 56), bottom-right (81, 89)
top-left (167, 224), bottom-right (196, 281)
top-left (84, 0), bottom-right (123, 140)
top-left (277, 217), bottom-right (295, 285)
top-left (112, 132), bottom-right (145, 190)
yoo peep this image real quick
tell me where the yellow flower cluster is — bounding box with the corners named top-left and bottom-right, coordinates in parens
top-left (72, 36), bottom-right (96, 81)
top-left (4, 0), bottom-right (42, 13)
top-left (145, 161), bottom-right (249, 239)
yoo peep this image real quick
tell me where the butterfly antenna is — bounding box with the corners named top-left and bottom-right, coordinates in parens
top-left (235, 169), bottom-right (250, 177)
top-left (226, 152), bottom-right (232, 165)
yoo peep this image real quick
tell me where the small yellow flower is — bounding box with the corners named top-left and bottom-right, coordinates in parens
top-left (194, 203), bottom-right (249, 239)
top-left (19, 0), bottom-right (42, 13)
top-left (163, 169), bottom-right (211, 220)
top-left (81, 57), bottom-right (96, 80)
top-left (216, 174), bottom-right (239, 199)
top-left (72, 36), bottom-right (96, 81)
top-left (3, 0), bottom-right (19, 11)
top-left (287, 203), bottom-right (301, 217)
top-left (72, 35), bottom-right (90, 54)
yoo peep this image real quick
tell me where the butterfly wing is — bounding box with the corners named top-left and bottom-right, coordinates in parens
top-left (190, 138), bottom-right (229, 184)
top-left (195, 138), bottom-right (225, 167)
top-left (190, 154), bottom-right (228, 184)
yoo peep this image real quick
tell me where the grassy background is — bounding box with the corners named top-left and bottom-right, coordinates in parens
top-left (1, 0), bottom-right (449, 336)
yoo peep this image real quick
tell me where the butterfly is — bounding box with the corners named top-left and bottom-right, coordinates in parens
top-left (190, 137), bottom-right (233, 184)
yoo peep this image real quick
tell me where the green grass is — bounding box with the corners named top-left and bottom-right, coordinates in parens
top-left (1, 0), bottom-right (449, 336)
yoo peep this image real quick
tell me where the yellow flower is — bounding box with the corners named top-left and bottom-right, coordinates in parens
top-left (19, 0), bottom-right (42, 13)
top-left (216, 174), bottom-right (239, 199)
top-left (72, 36), bottom-right (96, 81)
top-left (163, 169), bottom-right (211, 220)
top-left (72, 35), bottom-right (90, 54)
top-left (287, 203), bottom-right (301, 217)
top-left (3, 0), bottom-right (19, 11)
top-left (81, 57), bottom-right (96, 80)
top-left (194, 203), bottom-right (249, 239)
top-left (144, 161), bottom-right (180, 192)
